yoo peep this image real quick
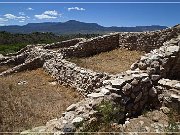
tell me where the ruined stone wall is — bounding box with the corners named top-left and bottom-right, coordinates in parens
top-left (59, 33), bottom-right (119, 58)
top-left (119, 26), bottom-right (180, 52)
top-left (26, 37), bottom-right (180, 134)
top-left (43, 58), bottom-right (111, 94)
top-left (43, 38), bottom-right (85, 49)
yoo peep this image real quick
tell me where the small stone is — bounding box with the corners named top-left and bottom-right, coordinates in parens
top-left (72, 117), bottom-right (84, 125)
top-left (139, 120), bottom-right (144, 126)
top-left (160, 107), bottom-right (170, 114)
top-left (134, 92), bottom-right (142, 103)
top-left (166, 45), bottom-right (179, 55)
top-left (111, 79), bottom-right (126, 88)
top-left (87, 93), bottom-right (104, 98)
top-left (17, 80), bottom-right (28, 85)
top-left (140, 73), bottom-right (149, 77)
top-left (150, 61), bottom-right (160, 69)
top-left (130, 63), bottom-right (138, 70)
top-left (142, 77), bottom-right (150, 83)
top-left (100, 88), bottom-right (110, 95)
top-left (66, 104), bottom-right (77, 112)
top-left (149, 87), bottom-right (157, 97)
top-left (49, 81), bottom-right (57, 85)
top-left (132, 74), bottom-right (141, 79)
top-left (131, 79), bottom-right (139, 85)
top-left (145, 126), bottom-right (150, 132)
top-left (174, 83), bottom-right (180, 90)
top-left (62, 123), bottom-right (76, 132)
top-left (125, 120), bottom-right (130, 125)
top-left (147, 67), bottom-right (156, 74)
top-left (122, 83), bottom-right (132, 95)
top-left (64, 112), bottom-right (75, 121)
top-left (138, 62), bottom-right (147, 70)
top-left (151, 74), bottom-right (161, 81)
top-left (152, 114), bottom-right (160, 122)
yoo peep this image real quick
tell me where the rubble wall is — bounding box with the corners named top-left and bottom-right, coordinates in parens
top-left (119, 26), bottom-right (180, 52)
top-left (43, 58), bottom-right (111, 94)
top-left (59, 33), bottom-right (119, 58)
top-left (43, 38), bottom-right (85, 49)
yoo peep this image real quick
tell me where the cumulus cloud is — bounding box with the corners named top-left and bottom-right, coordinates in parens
top-left (4, 14), bottom-right (26, 19)
top-left (44, 10), bottom-right (58, 16)
top-left (34, 10), bottom-right (61, 19)
top-left (0, 17), bottom-right (8, 22)
top-left (68, 7), bottom-right (85, 11)
top-left (27, 7), bottom-right (34, 10)
top-left (34, 14), bottom-right (57, 19)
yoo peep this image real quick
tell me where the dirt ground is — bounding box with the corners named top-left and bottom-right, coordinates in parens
top-left (69, 48), bottom-right (144, 74)
top-left (0, 68), bottom-right (83, 132)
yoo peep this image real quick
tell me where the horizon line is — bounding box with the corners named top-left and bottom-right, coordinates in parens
top-left (0, 2), bottom-right (180, 4)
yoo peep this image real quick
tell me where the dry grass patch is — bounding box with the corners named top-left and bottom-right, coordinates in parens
top-left (69, 48), bottom-right (144, 74)
top-left (0, 68), bottom-right (83, 132)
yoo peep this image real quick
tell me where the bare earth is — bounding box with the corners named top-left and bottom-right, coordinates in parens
top-left (69, 48), bottom-right (144, 74)
top-left (0, 68), bottom-right (83, 132)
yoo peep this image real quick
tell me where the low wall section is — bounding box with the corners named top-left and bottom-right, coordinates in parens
top-left (59, 33), bottom-right (119, 58)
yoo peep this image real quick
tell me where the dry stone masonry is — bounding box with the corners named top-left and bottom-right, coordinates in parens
top-left (0, 25), bottom-right (180, 134)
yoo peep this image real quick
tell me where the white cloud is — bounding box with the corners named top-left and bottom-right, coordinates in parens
top-left (44, 10), bottom-right (58, 16)
top-left (19, 20), bottom-right (24, 23)
top-left (34, 10), bottom-right (61, 20)
top-left (34, 14), bottom-right (57, 19)
top-left (27, 7), bottom-right (34, 10)
top-left (0, 24), bottom-right (5, 26)
top-left (4, 14), bottom-right (26, 20)
top-left (0, 17), bottom-right (8, 22)
top-left (68, 7), bottom-right (85, 11)
top-left (4, 14), bottom-right (16, 19)
top-left (19, 12), bottom-right (25, 15)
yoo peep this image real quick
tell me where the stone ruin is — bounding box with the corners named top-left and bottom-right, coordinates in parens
top-left (0, 25), bottom-right (180, 134)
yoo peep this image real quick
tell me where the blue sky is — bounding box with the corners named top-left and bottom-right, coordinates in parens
top-left (0, 0), bottom-right (180, 27)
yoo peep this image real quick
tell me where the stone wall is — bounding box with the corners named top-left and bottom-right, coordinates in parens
top-left (59, 33), bottom-right (119, 58)
top-left (43, 58), bottom-right (111, 94)
top-left (24, 36), bottom-right (180, 134)
top-left (43, 38), bottom-right (85, 49)
top-left (119, 26), bottom-right (180, 52)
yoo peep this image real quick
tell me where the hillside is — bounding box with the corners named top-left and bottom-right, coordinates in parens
top-left (0, 20), bottom-right (168, 34)
top-left (0, 31), bottom-right (99, 54)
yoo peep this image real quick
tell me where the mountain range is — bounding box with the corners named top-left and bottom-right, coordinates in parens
top-left (0, 20), bottom-right (168, 34)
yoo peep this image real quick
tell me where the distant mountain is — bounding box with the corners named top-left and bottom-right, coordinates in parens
top-left (0, 20), bottom-right (168, 34)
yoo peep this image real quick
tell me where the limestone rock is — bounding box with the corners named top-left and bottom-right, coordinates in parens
top-left (111, 79), bottom-right (126, 88)
top-left (66, 104), bottom-right (77, 112)
top-left (100, 88), bottom-right (110, 95)
top-left (72, 117), bottom-right (84, 125)
top-left (87, 93), bottom-right (104, 98)
top-left (122, 83), bottom-right (132, 95)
